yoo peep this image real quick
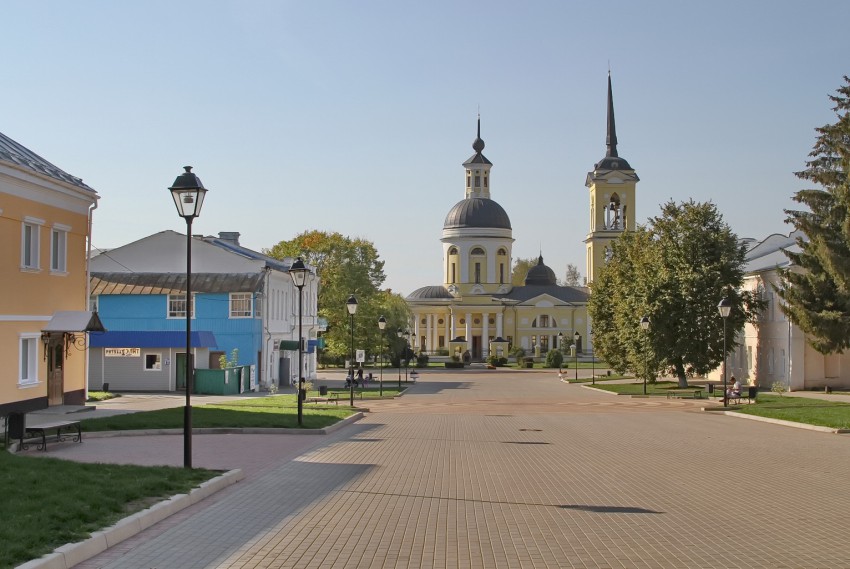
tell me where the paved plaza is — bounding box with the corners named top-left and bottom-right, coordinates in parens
top-left (32, 370), bottom-right (850, 568)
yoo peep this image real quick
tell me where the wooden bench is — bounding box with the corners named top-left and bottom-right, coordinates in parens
top-left (328, 391), bottom-right (362, 403)
top-left (666, 389), bottom-right (703, 399)
top-left (22, 420), bottom-right (82, 451)
top-left (721, 388), bottom-right (758, 405)
top-left (304, 396), bottom-right (336, 406)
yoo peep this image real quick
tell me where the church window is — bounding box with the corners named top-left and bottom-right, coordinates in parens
top-left (438, 318), bottom-right (444, 325)
top-left (539, 315), bottom-right (550, 328)
top-left (506, 336), bottom-right (513, 349)
top-left (475, 175), bottom-right (481, 187)
top-left (531, 318), bottom-right (537, 328)
top-left (474, 318), bottom-right (480, 325)
top-left (484, 174), bottom-right (488, 188)
top-left (474, 262), bottom-right (481, 283)
top-left (499, 264), bottom-right (504, 284)
top-left (466, 173), bottom-right (471, 188)
top-left (471, 247), bottom-right (484, 255)
top-left (460, 318), bottom-right (466, 324)
top-left (540, 335), bottom-right (549, 352)
top-left (449, 247), bottom-right (458, 255)
top-left (421, 318), bottom-right (426, 325)
top-left (451, 264), bottom-right (456, 283)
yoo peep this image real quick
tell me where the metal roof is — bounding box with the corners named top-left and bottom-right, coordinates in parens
top-left (407, 285), bottom-right (454, 300)
top-left (90, 272), bottom-right (266, 295)
top-left (201, 236), bottom-right (292, 272)
top-left (497, 284), bottom-right (590, 304)
top-left (42, 311), bottom-right (106, 333)
top-left (0, 131), bottom-right (96, 193)
top-left (444, 198), bottom-right (512, 230)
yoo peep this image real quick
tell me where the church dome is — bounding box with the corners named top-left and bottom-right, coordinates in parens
top-left (407, 285), bottom-right (453, 300)
top-left (443, 198), bottom-right (511, 230)
top-left (525, 255), bottom-right (557, 286)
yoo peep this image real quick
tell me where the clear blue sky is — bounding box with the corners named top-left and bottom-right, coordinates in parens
top-left (3, 1), bottom-right (848, 295)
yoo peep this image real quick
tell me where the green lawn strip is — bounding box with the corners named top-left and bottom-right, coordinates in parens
top-left (79, 405), bottom-right (353, 432)
top-left (590, 381), bottom-right (706, 396)
top-left (86, 391), bottom-right (120, 402)
top-left (567, 374), bottom-right (629, 383)
top-left (731, 394), bottom-right (850, 429)
top-left (0, 451), bottom-right (216, 569)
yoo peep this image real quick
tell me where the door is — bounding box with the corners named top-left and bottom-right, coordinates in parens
top-left (47, 336), bottom-right (64, 406)
top-left (472, 336), bottom-right (482, 360)
top-left (176, 353), bottom-right (187, 390)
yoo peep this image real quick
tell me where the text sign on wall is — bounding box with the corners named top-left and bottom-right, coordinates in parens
top-left (105, 348), bottom-right (141, 357)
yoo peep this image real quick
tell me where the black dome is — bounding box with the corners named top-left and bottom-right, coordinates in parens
top-left (594, 155), bottom-right (632, 171)
top-left (525, 255), bottom-right (557, 286)
top-left (407, 285), bottom-right (453, 300)
top-left (444, 198), bottom-right (511, 230)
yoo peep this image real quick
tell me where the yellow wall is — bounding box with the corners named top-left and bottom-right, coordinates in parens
top-left (1, 190), bottom-right (93, 410)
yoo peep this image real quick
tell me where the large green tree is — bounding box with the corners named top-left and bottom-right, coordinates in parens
top-left (265, 230), bottom-right (398, 362)
top-left (779, 76), bottom-right (850, 353)
top-left (589, 200), bottom-right (761, 388)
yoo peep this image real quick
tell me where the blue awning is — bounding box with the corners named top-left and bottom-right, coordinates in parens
top-left (89, 331), bottom-right (218, 349)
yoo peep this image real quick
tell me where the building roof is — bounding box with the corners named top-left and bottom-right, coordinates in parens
top-left (524, 255), bottom-right (557, 286)
top-left (462, 117), bottom-right (492, 166)
top-left (497, 284), bottom-right (589, 304)
top-left (591, 73), bottom-right (633, 172)
top-left (91, 272), bottom-right (266, 295)
top-left (201, 234), bottom-right (292, 272)
top-left (407, 285), bottom-right (454, 300)
top-left (743, 231), bottom-right (804, 274)
top-left (444, 198), bottom-right (512, 230)
top-left (0, 131), bottom-right (96, 193)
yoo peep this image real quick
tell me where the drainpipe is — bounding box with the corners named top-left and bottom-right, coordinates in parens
top-left (84, 200), bottom-right (98, 400)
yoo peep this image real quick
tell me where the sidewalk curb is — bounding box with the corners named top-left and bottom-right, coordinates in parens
top-left (706, 409), bottom-right (850, 434)
top-left (75, 412), bottom-right (365, 440)
top-left (16, 469), bottom-right (245, 569)
top-left (580, 385), bottom-right (622, 396)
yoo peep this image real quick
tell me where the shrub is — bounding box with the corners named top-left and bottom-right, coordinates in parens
top-left (436, 348), bottom-right (449, 356)
top-left (771, 381), bottom-right (787, 396)
top-left (487, 355), bottom-right (508, 367)
top-left (451, 354), bottom-right (460, 362)
top-left (545, 349), bottom-right (563, 368)
top-left (416, 354), bottom-right (429, 367)
top-left (445, 361), bottom-right (465, 369)
top-left (510, 346), bottom-right (526, 359)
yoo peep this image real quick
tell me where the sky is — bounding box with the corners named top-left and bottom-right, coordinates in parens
top-left (2, 1), bottom-right (849, 296)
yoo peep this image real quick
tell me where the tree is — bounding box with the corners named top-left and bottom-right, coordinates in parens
top-left (265, 231), bottom-right (391, 361)
top-left (589, 200), bottom-right (762, 388)
top-left (511, 257), bottom-right (536, 286)
top-left (564, 263), bottom-right (582, 286)
top-left (779, 76), bottom-right (850, 353)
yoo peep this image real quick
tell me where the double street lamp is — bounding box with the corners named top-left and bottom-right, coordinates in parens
top-left (640, 316), bottom-right (650, 395)
top-left (718, 297), bottom-right (732, 407)
top-left (346, 295), bottom-right (358, 407)
top-left (590, 329), bottom-right (595, 385)
top-left (378, 316), bottom-right (387, 396)
top-left (289, 257), bottom-right (309, 426)
top-left (169, 166), bottom-right (208, 469)
top-left (396, 328), bottom-right (403, 389)
top-left (574, 331), bottom-right (580, 381)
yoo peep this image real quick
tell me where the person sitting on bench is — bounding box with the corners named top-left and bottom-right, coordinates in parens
top-left (726, 376), bottom-right (741, 403)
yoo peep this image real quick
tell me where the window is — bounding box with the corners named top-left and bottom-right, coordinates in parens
top-left (89, 296), bottom-right (98, 312)
top-left (539, 315), bottom-right (550, 328)
top-left (230, 293), bottom-right (253, 318)
top-left (254, 295), bottom-right (262, 318)
top-left (145, 353), bottom-right (162, 371)
top-left (474, 263), bottom-right (481, 284)
top-left (484, 174), bottom-right (488, 188)
top-left (19, 335), bottom-right (39, 385)
top-left (451, 264), bottom-right (456, 283)
top-left (51, 226), bottom-right (68, 273)
top-left (466, 173), bottom-right (471, 188)
top-left (499, 264), bottom-right (504, 284)
top-left (471, 247), bottom-right (485, 255)
top-left (475, 175), bottom-right (481, 187)
top-left (21, 220), bottom-right (42, 269)
top-left (168, 294), bottom-right (194, 318)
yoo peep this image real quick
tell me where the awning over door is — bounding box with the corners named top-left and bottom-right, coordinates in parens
top-left (42, 311), bottom-right (107, 333)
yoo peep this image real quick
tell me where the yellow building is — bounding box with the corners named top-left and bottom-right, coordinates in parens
top-left (406, 75), bottom-right (638, 361)
top-left (0, 132), bottom-right (100, 414)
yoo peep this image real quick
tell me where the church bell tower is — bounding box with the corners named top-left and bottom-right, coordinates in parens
top-left (585, 72), bottom-right (639, 284)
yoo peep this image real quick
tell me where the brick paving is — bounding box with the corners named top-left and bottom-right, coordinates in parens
top-left (51, 371), bottom-right (850, 568)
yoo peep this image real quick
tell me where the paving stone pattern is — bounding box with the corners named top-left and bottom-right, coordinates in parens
top-left (69, 372), bottom-right (850, 568)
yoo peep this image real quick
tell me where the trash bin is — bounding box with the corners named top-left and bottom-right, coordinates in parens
top-left (7, 412), bottom-right (24, 443)
top-left (707, 383), bottom-right (714, 394)
top-left (102, 382), bottom-right (110, 392)
top-left (319, 385), bottom-right (328, 396)
top-left (748, 386), bottom-right (758, 399)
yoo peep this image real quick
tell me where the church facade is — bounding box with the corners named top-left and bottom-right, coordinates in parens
top-left (406, 74), bottom-right (638, 361)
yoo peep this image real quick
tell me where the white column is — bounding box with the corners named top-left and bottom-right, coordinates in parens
top-left (450, 311), bottom-right (456, 339)
top-left (444, 313), bottom-right (450, 347)
top-left (428, 314), bottom-right (435, 354)
top-left (497, 312), bottom-right (503, 338)
top-left (413, 314), bottom-right (420, 351)
top-left (465, 312), bottom-right (472, 343)
top-left (482, 312), bottom-right (490, 358)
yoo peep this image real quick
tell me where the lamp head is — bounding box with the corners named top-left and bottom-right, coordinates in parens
top-left (288, 257), bottom-right (309, 289)
top-left (718, 297), bottom-right (732, 318)
top-left (169, 166), bottom-right (207, 220)
top-left (378, 315), bottom-right (387, 330)
top-left (640, 316), bottom-right (650, 331)
top-left (346, 294), bottom-right (358, 315)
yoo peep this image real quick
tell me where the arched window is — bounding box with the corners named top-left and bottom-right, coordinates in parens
top-left (471, 247), bottom-right (485, 255)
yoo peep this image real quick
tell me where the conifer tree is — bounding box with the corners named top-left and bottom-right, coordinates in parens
top-left (780, 76), bottom-right (850, 353)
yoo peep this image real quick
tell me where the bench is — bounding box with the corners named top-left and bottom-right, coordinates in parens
top-left (304, 396), bottom-right (336, 406)
top-left (328, 391), bottom-right (362, 403)
top-left (22, 420), bottom-right (82, 451)
top-left (721, 388), bottom-right (758, 405)
top-left (666, 389), bottom-right (703, 399)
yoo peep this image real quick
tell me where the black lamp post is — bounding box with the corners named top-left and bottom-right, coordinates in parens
top-left (396, 328), bottom-right (403, 389)
top-left (404, 330), bottom-right (411, 382)
top-left (346, 295), bottom-right (358, 407)
top-left (590, 329), bottom-right (595, 385)
top-left (574, 331), bottom-right (580, 381)
top-left (558, 332), bottom-right (563, 355)
top-left (378, 316), bottom-right (387, 396)
top-left (289, 257), bottom-right (308, 426)
top-left (169, 166), bottom-right (207, 469)
top-left (718, 297), bottom-right (732, 407)
top-left (640, 316), bottom-right (650, 395)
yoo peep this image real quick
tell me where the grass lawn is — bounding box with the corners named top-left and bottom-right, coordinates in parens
top-left (567, 373), bottom-right (629, 383)
top-left (590, 381), bottom-right (707, 397)
top-left (732, 394), bottom-right (850, 429)
top-left (0, 451), bottom-right (216, 569)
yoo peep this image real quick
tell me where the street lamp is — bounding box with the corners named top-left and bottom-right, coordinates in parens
top-left (378, 316), bottom-right (387, 396)
top-left (718, 297), bottom-right (732, 407)
top-left (289, 257), bottom-right (309, 427)
top-left (346, 295), bottom-right (358, 407)
top-left (574, 331), bottom-right (580, 381)
top-left (590, 329), bottom-right (595, 385)
top-left (396, 328), bottom-right (403, 389)
top-left (404, 330), bottom-right (411, 382)
top-left (558, 332), bottom-right (563, 354)
top-left (169, 166), bottom-right (208, 469)
top-left (640, 316), bottom-right (650, 395)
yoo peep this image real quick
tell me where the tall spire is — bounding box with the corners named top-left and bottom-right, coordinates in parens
top-left (606, 71), bottom-right (618, 158)
top-left (472, 113), bottom-right (485, 154)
